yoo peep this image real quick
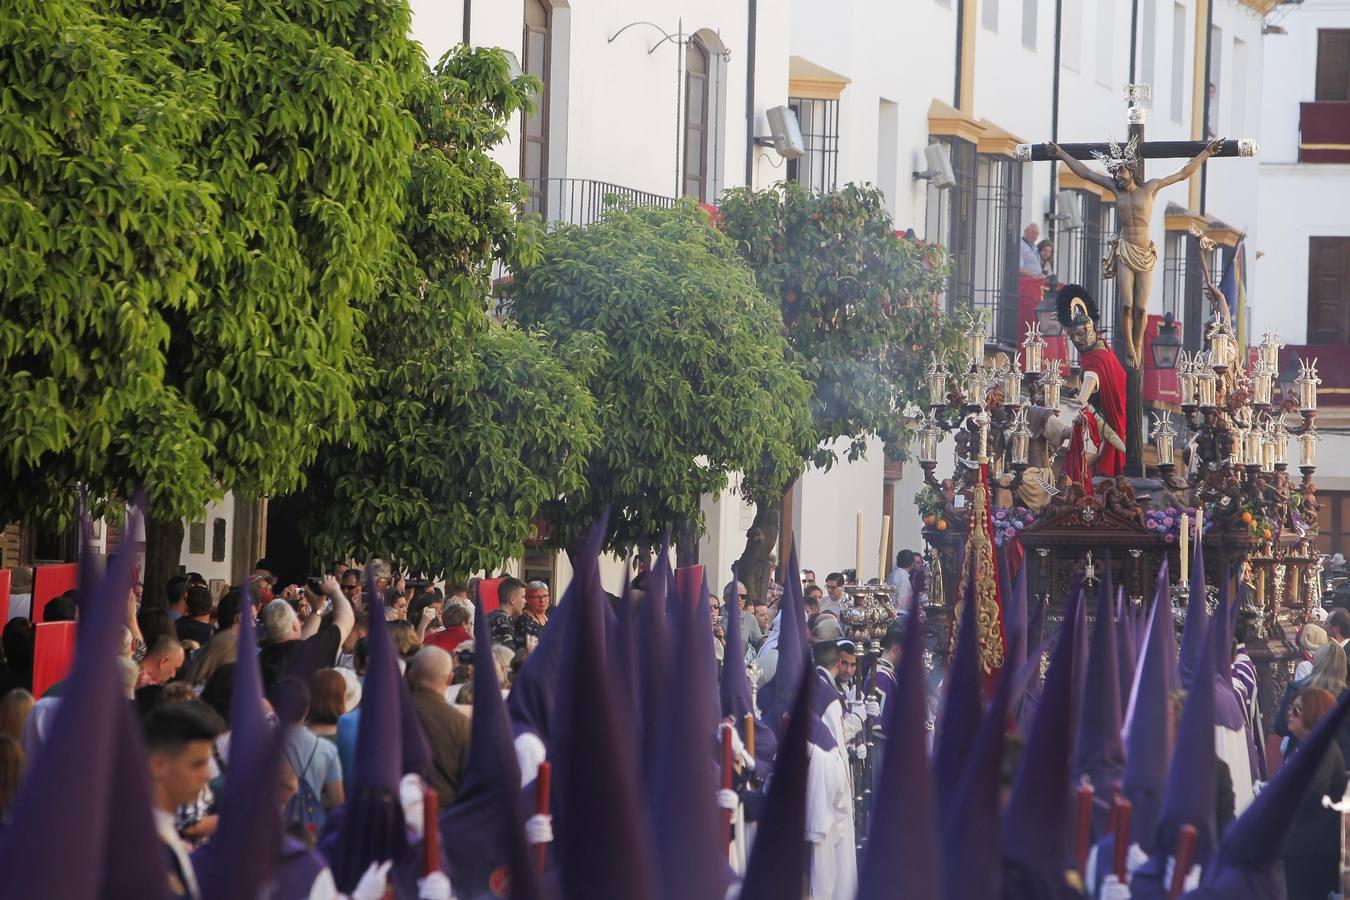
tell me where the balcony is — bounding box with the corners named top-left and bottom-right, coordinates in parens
top-left (524, 177), bottom-right (677, 227)
top-left (1299, 102), bottom-right (1350, 163)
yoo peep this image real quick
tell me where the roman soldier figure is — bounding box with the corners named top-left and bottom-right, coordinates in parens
top-left (1057, 284), bottom-right (1126, 490)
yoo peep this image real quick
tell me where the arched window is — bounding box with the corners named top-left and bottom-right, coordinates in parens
top-left (522, 0), bottom-right (551, 212)
top-left (683, 37), bottom-right (709, 201)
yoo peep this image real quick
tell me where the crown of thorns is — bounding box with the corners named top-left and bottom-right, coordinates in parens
top-left (1092, 135), bottom-right (1139, 174)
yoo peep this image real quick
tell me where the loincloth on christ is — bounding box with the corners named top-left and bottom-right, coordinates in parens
top-left (1102, 234), bottom-right (1157, 280)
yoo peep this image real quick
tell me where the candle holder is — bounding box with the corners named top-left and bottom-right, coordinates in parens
top-left (1296, 358), bottom-right (1321, 414)
top-left (1178, 352), bottom-right (1198, 411)
top-left (1259, 328), bottom-right (1283, 372)
top-left (1260, 426), bottom-right (1276, 473)
top-left (1196, 355), bottom-right (1218, 410)
top-left (1001, 354), bottom-right (1024, 406)
top-left (1041, 361), bottom-right (1064, 411)
top-left (1299, 425), bottom-right (1320, 469)
top-left (1009, 407), bottom-right (1032, 467)
top-left (1152, 411), bottom-right (1177, 474)
top-left (962, 368), bottom-right (986, 413)
top-left (1274, 419), bottom-right (1290, 468)
top-left (1251, 360), bottom-right (1273, 407)
top-left (963, 311), bottom-right (988, 367)
top-left (1023, 322), bottom-right (1045, 376)
top-left (1207, 318), bottom-right (1236, 373)
top-left (927, 356), bottom-right (949, 408)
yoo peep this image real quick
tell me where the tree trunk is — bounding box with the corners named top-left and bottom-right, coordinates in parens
top-left (674, 515), bottom-right (700, 569)
top-left (735, 495), bottom-right (781, 602)
top-left (141, 511), bottom-right (185, 607)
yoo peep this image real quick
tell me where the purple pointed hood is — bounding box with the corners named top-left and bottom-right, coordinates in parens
top-left (440, 595), bottom-right (542, 900)
top-left (551, 523), bottom-right (656, 900)
top-left (1116, 586), bottom-right (1136, 712)
top-left (646, 565), bottom-right (729, 900)
top-left (507, 581), bottom-right (573, 749)
top-left (0, 504), bottom-right (167, 899)
top-left (1153, 609), bottom-right (1219, 870)
top-left (321, 570), bottom-right (410, 892)
top-left (1178, 533), bottom-right (1210, 691)
top-left (738, 671), bottom-right (814, 900)
top-left (720, 565), bottom-right (753, 720)
top-left (858, 592), bottom-right (941, 899)
top-left (935, 564), bottom-right (983, 820)
top-left (1013, 591), bottom-right (1049, 735)
top-left (1121, 562), bottom-right (1175, 854)
top-left (1002, 585), bottom-right (1084, 897)
top-left (1006, 557), bottom-right (1029, 673)
top-left (1187, 686), bottom-right (1350, 898)
top-left (760, 541), bottom-right (808, 733)
top-left (1210, 576), bottom-right (1247, 731)
top-left (637, 536), bottom-right (673, 778)
top-left (1075, 570), bottom-right (1125, 832)
top-left (195, 580), bottom-right (289, 900)
top-left (942, 666), bottom-right (1014, 900)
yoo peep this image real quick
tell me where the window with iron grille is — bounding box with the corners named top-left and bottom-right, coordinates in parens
top-left (1164, 230), bottom-right (1220, 352)
top-left (972, 154), bottom-right (1024, 348)
top-left (924, 137), bottom-right (978, 317)
top-left (1051, 192), bottom-right (1119, 341)
top-left (786, 97), bottom-right (840, 193)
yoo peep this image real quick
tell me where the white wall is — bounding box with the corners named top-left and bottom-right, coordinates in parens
top-left (178, 495), bottom-right (234, 586)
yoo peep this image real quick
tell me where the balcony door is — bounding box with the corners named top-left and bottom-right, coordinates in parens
top-left (1308, 237), bottom-right (1350, 344)
top-left (522, 0), bottom-right (551, 214)
top-left (683, 37), bottom-right (710, 201)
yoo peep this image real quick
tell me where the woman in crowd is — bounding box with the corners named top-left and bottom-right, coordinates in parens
top-left (1280, 687), bottom-right (1346, 900)
top-left (307, 669), bottom-right (347, 746)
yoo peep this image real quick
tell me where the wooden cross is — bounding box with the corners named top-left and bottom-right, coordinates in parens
top-left (1015, 83), bottom-right (1259, 476)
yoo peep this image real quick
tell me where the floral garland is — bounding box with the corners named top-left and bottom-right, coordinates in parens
top-left (1143, 506), bottom-right (1198, 544)
top-left (992, 507), bottom-right (1037, 547)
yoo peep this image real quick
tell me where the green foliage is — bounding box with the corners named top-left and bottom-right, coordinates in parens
top-left (506, 201), bottom-right (814, 554)
top-left (0, 0), bottom-right (421, 525)
top-left (298, 47), bottom-right (597, 577)
top-left (717, 182), bottom-right (962, 482)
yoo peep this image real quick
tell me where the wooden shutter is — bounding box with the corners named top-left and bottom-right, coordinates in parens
top-left (522, 0), bottom-right (551, 212)
top-left (1316, 30), bottom-right (1350, 102)
top-left (1307, 237), bottom-right (1350, 344)
top-left (683, 38), bottom-right (710, 201)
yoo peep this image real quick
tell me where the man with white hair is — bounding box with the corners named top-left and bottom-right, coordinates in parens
top-left (258, 574), bottom-right (354, 692)
top-left (408, 646), bottom-right (471, 807)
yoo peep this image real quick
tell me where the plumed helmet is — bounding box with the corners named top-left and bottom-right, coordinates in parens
top-left (1056, 284), bottom-right (1099, 329)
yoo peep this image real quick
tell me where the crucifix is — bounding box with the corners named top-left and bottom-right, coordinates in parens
top-left (1016, 83), bottom-right (1259, 476)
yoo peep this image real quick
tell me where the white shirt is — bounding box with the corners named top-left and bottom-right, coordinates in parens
top-left (886, 567), bottom-right (912, 609)
top-left (1019, 238), bottom-right (1042, 277)
top-left (154, 807), bottom-right (201, 900)
top-left (805, 742), bottom-right (857, 900)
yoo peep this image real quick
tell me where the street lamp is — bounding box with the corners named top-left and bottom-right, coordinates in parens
top-left (1150, 312), bottom-right (1183, 370)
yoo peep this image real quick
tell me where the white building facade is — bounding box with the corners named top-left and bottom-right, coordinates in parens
top-left (397, 0), bottom-right (1327, 591)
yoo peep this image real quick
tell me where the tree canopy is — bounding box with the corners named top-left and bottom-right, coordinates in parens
top-left (716, 182), bottom-right (961, 590)
top-left (297, 48), bottom-right (599, 577)
top-left (506, 201), bottom-right (814, 556)
top-left (0, 0), bottom-right (419, 535)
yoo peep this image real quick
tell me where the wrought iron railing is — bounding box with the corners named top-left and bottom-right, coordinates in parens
top-left (523, 177), bottom-right (677, 226)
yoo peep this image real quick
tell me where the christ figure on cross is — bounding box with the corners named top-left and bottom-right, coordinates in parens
top-left (1045, 136), bottom-right (1226, 369)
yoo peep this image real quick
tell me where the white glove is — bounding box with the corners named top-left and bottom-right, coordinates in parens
top-left (525, 813), bottom-right (553, 845)
top-left (716, 789), bottom-right (739, 811)
top-left (1100, 874), bottom-right (1131, 900)
top-left (400, 774), bottom-right (426, 840)
top-left (865, 698), bottom-right (882, 718)
top-left (853, 742), bottom-right (868, 760)
top-left (1126, 843), bottom-right (1148, 875)
top-left (1164, 857), bottom-right (1201, 892)
top-left (350, 861), bottom-right (393, 900)
top-left (418, 871), bottom-right (452, 900)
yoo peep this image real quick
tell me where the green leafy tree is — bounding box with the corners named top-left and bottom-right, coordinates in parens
top-left (717, 182), bottom-right (961, 595)
top-left (0, 0), bottom-right (421, 590)
top-left (506, 202), bottom-right (814, 558)
top-left (295, 48), bottom-right (599, 578)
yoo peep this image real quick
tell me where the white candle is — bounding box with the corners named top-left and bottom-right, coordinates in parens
top-left (1196, 508), bottom-right (1204, 542)
top-left (856, 511), bottom-right (865, 584)
top-left (879, 514), bottom-right (892, 580)
top-left (1180, 513), bottom-right (1189, 585)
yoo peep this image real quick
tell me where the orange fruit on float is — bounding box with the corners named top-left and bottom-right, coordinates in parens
top-left (937, 519), bottom-right (949, 531)
top-left (923, 514), bottom-right (937, 526)
top-left (1262, 529), bottom-right (1272, 540)
top-left (1241, 512), bottom-right (1254, 524)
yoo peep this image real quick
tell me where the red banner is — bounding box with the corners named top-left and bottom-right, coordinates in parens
top-left (32, 563), bottom-right (78, 623)
top-left (478, 576), bottom-right (504, 615)
top-left (32, 621), bottom-right (78, 698)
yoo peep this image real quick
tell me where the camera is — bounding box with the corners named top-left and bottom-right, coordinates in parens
top-left (305, 577), bottom-right (323, 594)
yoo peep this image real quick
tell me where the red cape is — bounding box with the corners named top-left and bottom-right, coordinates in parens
top-left (1066, 344), bottom-right (1126, 486)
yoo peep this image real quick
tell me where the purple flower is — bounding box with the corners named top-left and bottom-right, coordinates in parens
top-left (1004, 527), bottom-right (1017, 538)
top-left (1013, 519), bottom-right (1025, 529)
top-left (1163, 533), bottom-right (1175, 543)
top-left (1162, 517), bottom-right (1174, 528)
top-left (995, 509), bottom-right (1007, 520)
top-left (1167, 507), bottom-right (1179, 516)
